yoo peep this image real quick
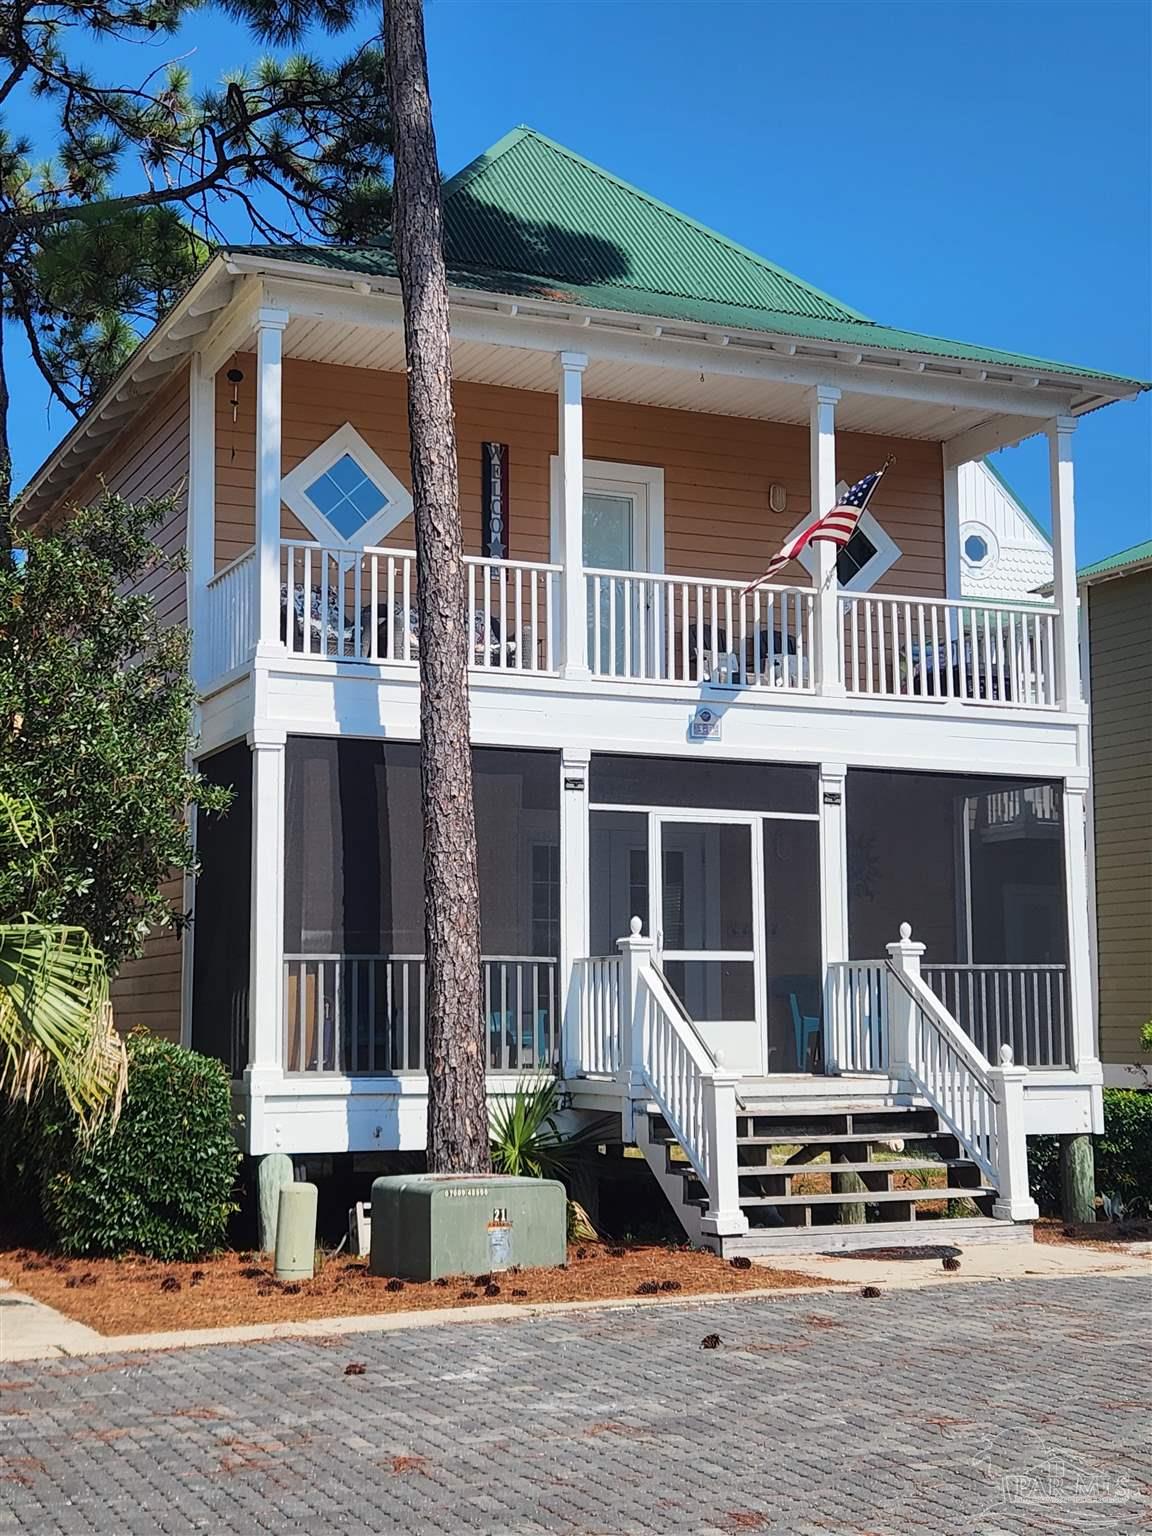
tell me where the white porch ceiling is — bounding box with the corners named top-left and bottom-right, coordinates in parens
top-left (281, 317), bottom-right (996, 443)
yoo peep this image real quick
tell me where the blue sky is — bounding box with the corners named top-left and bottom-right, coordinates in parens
top-left (10, 0), bottom-right (1150, 563)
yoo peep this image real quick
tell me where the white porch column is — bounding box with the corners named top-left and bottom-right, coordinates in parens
top-left (245, 729), bottom-right (286, 1091)
top-left (187, 354), bottom-right (217, 690)
top-left (1048, 415), bottom-right (1082, 709)
top-left (1062, 777), bottom-right (1098, 1078)
top-left (559, 748), bottom-right (591, 1078)
top-left (256, 307), bottom-right (289, 654)
top-left (809, 385), bottom-right (843, 694)
top-left (818, 762), bottom-right (849, 1067)
top-left (988, 1047), bottom-right (1041, 1222)
top-left (942, 460), bottom-right (962, 600)
top-left (557, 351), bottom-right (589, 679)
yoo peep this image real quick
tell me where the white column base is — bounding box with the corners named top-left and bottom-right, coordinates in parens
top-left (699, 1210), bottom-right (750, 1237)
top-left (992, 1197), bottom-right (1040, 1223)
top-left (559, 662), bottom-right (591, 682)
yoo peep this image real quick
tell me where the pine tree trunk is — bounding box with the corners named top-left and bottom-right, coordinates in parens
top-left (0, 290), bottom-right (13, 562)
top-left (384, 0), bottom-right (489, 1173)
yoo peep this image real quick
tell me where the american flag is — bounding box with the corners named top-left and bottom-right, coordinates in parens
top-left (743, 459), bottom-right (892, 593)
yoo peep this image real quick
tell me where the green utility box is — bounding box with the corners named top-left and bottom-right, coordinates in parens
top-left (370, 1173), bottom-right (566, 1282)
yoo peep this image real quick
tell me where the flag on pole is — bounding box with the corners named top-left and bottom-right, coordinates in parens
top-left (743, 458), bottom-right (893, 594)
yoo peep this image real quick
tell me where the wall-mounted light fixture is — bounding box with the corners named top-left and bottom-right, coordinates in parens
top-left (769, 483), bottom-right (787, 515)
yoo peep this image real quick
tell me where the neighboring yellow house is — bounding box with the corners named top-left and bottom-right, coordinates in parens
top-left (1081, 540), bottom-right (1152, 1086)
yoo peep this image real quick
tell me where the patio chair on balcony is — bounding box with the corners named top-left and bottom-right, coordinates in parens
top-left (685, 622), bottom-right (800, 686)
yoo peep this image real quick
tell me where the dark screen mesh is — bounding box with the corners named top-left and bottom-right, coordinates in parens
top-left (589, 754), bottom-right (817, 813)
top-left (191, 743), bottom-right (252, 1075)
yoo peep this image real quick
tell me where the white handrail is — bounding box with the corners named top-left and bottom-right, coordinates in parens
top-left (203, 547), bottom-right (256, 679)
top-left (824, 960), bottom-right (889, 1073)
top-left (278, 541), bottom-right (560, 672)
top-left (840, 592), bottom-right (1058, 708)
top-left (585, 568), bottom-right (814, 689)
top-left (888, 963), bottom-right (999, 1181)
top-left (571, 955), bottom-right (622, 1076)
top-left (635, 966), bottom-right (716, 1186)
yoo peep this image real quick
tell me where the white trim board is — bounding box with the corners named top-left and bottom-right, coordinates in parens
top-left (281, 422), bottom-right (413, 548)
top-left (549, 458), bottom-right (665, 572)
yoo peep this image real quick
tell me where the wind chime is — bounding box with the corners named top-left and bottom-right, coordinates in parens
top-left (226, 363), bottom-right (244, 462)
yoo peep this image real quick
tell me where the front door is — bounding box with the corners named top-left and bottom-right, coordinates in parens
top-left (583, 481), bottom-right (654, 676)
top-left (652, 815), bottom-right (766, 1074)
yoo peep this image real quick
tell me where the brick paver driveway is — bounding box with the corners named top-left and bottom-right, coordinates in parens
top-left (0, 1275), bottom-right (1146, 1535)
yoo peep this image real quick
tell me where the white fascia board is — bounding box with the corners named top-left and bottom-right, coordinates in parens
top-left (17, 255), bottom-right (238, 521)
top-left (255, 268), bottom-right (1085, 423)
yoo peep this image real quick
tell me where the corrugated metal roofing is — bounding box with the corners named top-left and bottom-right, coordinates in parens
top-left (228, 125), bottom-right (1148, 391)
top-left (1078, 539), bottom-right (1152, 583)
top-left (438, 128), bottom-right (865, 323)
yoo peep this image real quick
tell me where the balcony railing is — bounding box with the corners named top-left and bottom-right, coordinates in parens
top-left (200, 544), bottom-right (1067, 714)
top-left (283, 953), bottom-right (559, 1076)
top-left (923, 964), bottom-right (1072, 1068)
top-left (585, 570), bottom-right (814, 688)
top-left (279, 542), bottom-right (560, 672)
top-left (840, 594), bottom-right (1058, 708)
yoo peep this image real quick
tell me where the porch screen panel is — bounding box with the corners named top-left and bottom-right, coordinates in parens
top-left (590, 812), bottom-right (649, 955)
top-left (589, 755), bottom-right (817, 814)
top-left (846, 770), bottom-right (1069, 1064)
top-left (763, 819), bottom-right (821, 1072)
top-left (191, 743), bottom-right (252, 1076)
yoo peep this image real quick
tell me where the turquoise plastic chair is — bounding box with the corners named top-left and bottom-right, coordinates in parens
top-left (789, 993), bottom-right (822, 1071)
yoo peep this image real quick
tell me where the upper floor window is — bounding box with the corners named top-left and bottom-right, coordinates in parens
top-left (281, 424), bottom-right (413, 548)
top-left (788, 480), bottom-right (902, 593)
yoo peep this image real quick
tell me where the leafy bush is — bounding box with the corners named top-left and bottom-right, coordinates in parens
top-left (1095, 1090), bottom-right (1152, 1213)
top-left (39, 1032), bottom-right (240, 1259)
top-left (1027, 1089), bottom-right (1152, 1218)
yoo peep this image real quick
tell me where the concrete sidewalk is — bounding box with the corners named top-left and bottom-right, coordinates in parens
top-left (2, 1237), bottom-right (1146, 1364)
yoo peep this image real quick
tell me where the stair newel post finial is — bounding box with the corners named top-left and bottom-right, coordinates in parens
top-left (885, 921), bottom-right (925, 1084)
top-left (616, 916), bottom-right (654, 1139)
top-left (987, 1043), bottom-right (1040, 1222)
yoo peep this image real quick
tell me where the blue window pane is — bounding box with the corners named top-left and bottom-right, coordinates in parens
top-left (306, 470), bottom-right (344, 517)
top-left (325, 453), bottom-right (366, 494)
top-left (350, 480), bottom-right (388, 519)
top-left (327, 499), bottom-right (369, 538)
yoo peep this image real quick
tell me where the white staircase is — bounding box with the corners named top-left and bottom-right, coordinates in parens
top-left (570, 920), bottom-right (1039, 1257)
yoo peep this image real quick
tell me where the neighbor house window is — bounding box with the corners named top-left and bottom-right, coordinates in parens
top-left (281, 423), bottom-right (414, 548)
top-left (789, 480), bottom-right (901, 592)
top-left (961, 522), bottom-right (999, 573)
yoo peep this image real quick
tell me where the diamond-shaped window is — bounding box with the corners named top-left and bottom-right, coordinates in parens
top-left (305, 454), bottom-right (391, 539)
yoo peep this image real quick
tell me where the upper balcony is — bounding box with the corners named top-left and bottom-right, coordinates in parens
top-left (205, 539), bottom-right (1062, 713)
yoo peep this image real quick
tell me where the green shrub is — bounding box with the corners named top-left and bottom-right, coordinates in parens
top-left (41, 1032), bottom-right (240, 1259)
top-left (1096, 1089), bottom-right (1152, 1212)
top-left (1027, 1089), bottom-right (1152, 1218)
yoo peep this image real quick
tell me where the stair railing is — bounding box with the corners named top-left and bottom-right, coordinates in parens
top-left (617, 918), bottom-right (748, 1237)
top-left (885, 923), bottom-right (1038, 1221)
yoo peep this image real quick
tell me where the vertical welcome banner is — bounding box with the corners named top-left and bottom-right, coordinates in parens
top-left (482, 442), bottom-right (510, 558)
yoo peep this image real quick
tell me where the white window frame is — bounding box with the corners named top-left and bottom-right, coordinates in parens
top-left (281, 423), bottom-right (414, 549)
top-left (960, 519), bottom-right (1001, 574)
top-left (787, 479), bottom-right (901, 592)
top-left (549, 458), bottom-right (665, 573)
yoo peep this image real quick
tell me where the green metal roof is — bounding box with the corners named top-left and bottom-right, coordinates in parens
top-left (231, 126), bottom-right (1149, 391)
top-left (1077, 539), bottom-right (1152, 583)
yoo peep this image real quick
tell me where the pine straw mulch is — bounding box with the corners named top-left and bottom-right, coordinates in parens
top-left (0, 1241), bottom-right (822, 1336)
top-left (1034, 1217), bottom-right (1152, 1252)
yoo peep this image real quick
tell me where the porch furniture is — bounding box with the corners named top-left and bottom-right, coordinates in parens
top-left (789, 993), bottom-right (822, 1073)
top-left (685, 622), bottom-right (800, 686)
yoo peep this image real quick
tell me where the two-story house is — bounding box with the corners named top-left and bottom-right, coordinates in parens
top-left (18, 128), bottom-right (1147, 1254)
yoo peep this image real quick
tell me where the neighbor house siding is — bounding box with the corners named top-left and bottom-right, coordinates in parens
top-left (215, 357), bottom-right (946, 596)
top-left (1088, 569), bottom-right (1152, 1068)
top-left (42, 369), bottom-right (192, 1046)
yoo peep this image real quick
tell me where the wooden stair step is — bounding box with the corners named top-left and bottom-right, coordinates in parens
top-left (733, 1185), bottom-right (993, 1208)
top-left (735, 1131), bottom-right (952, 1147)
top-left (733, 1159), bottom-right (974, 1177)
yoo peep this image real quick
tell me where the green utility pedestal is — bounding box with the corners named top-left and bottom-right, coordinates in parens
top-left (370, 1173), bottom-right (566, 1282)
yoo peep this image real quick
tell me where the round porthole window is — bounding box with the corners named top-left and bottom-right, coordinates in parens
top-left (960, 522), bottom-right (999, 571)
top-left (965, 533), bottom-right (989, 563)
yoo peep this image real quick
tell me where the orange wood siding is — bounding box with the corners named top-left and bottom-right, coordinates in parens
top-left (215, 356), bottom-right (945, 597)
top-left (39, 370), bottom-right (191, 1047)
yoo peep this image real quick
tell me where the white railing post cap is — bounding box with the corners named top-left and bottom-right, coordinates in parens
top-left (886, 920), bottom-right (926, 962)
top-left (617, 916), bottom-right (655, 954)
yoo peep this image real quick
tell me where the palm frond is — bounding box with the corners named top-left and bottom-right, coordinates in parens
top-left (0, 921), bottom-right (125, 1131)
